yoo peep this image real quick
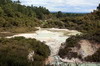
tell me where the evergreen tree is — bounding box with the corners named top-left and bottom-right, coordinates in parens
top-left (97, 4), bottom-right (100, 10)
top-left (56, 11), bottom-right (63, 18)
top-left (15, 0), bottom-right (21, 4)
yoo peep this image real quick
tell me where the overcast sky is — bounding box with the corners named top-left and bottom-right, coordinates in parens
top-left (13, 0), bottom-right (100, 12)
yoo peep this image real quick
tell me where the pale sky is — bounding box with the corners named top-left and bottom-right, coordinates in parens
top-left (13, 0), bottom-right (100, 12)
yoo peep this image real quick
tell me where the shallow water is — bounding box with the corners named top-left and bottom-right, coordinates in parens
top-left (51, 55), bottom-right (100, 66)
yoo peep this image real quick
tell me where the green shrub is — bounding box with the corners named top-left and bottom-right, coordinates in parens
top-left (0, 37), bottom-right (50, 66)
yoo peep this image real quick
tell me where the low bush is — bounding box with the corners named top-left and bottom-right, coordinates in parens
top-left (0, 37), bottom-right (50, 66)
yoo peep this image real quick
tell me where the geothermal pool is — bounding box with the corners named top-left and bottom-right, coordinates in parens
top-left (7, 28), bottom-right (80, 56)
top-left (7, 28), bottom-right (100, 66)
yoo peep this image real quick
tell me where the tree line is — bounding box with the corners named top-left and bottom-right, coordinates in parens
top-left (0, 0), bottom-right (50, 33)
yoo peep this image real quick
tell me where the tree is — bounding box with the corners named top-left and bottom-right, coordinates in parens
top-left (3, 4), bottom-right (15, 17)
top-left (14, 0), bottom-right (21, 4)
top-left (56, 11), bottom-right (63, 18)
top-left (97, 4), bottom-right (100, 10)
